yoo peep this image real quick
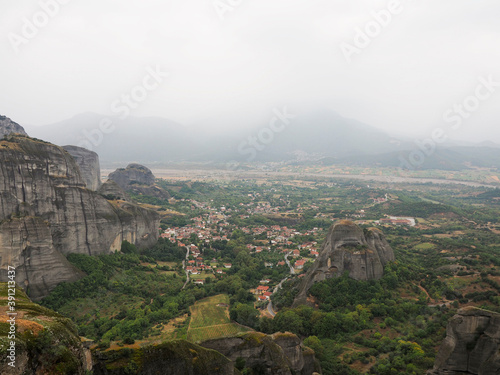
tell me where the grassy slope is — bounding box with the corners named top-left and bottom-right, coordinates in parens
top-left (187, 294), bottom-right (252, 343)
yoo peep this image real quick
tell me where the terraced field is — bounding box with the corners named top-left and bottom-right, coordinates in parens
top-left (186, 294), bottom-right (251, 342)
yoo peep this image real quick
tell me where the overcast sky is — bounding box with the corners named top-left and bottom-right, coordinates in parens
top-left (1, 0), bottom-right (499, 142)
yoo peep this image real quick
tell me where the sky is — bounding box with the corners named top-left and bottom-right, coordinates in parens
top-left (1, 0), bottom-right (499, 143)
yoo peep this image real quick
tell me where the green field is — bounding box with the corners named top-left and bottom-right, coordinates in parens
top-left (186, 294), bottom-right (251, 342)
top-left (415, 242), bottom-right (436, 250)
top-left (189, 294), bottom-right (230, 328)
top-left (190, 272), bottom-right (215, 280)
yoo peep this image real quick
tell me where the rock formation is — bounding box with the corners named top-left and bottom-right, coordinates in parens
top-left (108, 163), bottom-right (170, 199)
top-left (109, 163), bottom-right (155, 187)
top-left (98, 179), bottom-right (130, 201)
top-left (0, 283), bottom-right (91, 374)
top-left (0, 283), bottom-right (321, 375)
top-left (429, 307), bottom-right (500, 375)
top-left (0, 217), bottom-right (84, 300)
top-left (63, 145), bottom-right (101, 190)
top-left (0, 114), bottom-right (28, 138)
top-left (0, 134), bottom-right (159, 298)
top-left (93, 340), bottom-right (237, 375)
top-left (293, 220), bottom-right (395, 307)
top-left (200, 332), bottom-right (319, 375)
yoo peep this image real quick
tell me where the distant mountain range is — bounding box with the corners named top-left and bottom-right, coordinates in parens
top-left (333, 146), bottom-right (500, 171)
top-left (24, 110), bottom-right (500, 170)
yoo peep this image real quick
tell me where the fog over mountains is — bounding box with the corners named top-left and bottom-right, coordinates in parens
top-left (25, 109), bottom-right (407, 163)
top-left (26, 110), bottom-right (500, 170)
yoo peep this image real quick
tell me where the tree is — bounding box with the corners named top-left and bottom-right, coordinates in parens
top-left (273, 310), bottom-right (303, 335)
top-left (303, 336), bottom-right (324, 357)
top-left (230, 303), bottom-right (259, 329)
top-left (121, 241), bottom-right (138, 254)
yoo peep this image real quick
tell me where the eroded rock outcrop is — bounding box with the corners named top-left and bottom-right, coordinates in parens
top-left (0, 114), bottom-right (28, 138)
top-left (93, 340), bottom-right (237, 375)
top-left (98, 179), bottom-right (130, 201)
top-left (63, 145), bottom-right (101, 190)
top-left (108, 163), bottom-right (170, 199)
top-left (0, 135), bottom-right (159, 298)
top-left (0, 283), bottom-right (91, 374)
top-left (0, 217), bottom-right (84, 300)
top-left (293, 220), bottom-right (394, 307)
top-left (201, 332), bottom-right (319, 375)
top-left (428, 307), bottom-right (500, 375)
top-left (109, 163), bottom-right (155, 187)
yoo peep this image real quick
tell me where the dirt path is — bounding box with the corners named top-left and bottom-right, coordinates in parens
top-left (418, 284), bottom-right (431, 300)
top-left (419, 284), bottom-right (453, 307)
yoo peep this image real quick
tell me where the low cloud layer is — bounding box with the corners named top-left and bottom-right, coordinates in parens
top-left (1, 0), bottom-right (499, 142)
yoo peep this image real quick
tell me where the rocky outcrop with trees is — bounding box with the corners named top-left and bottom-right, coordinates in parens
top-left (0, 134), bottom-right (159, 299)
top-left (200, 331), bottom-right (319, 375)
top-left (108, 163), bottom-right (170, 198)
top-left (428, 307), bottom-right (500, 375)
top-left (293, 220), bottom-right (395, 307)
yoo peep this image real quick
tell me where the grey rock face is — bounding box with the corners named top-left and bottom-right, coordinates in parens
top-left (429, 307), bottom-right (500, 375)
top-left (0, 135), bottom-right (159, 298)
top-left (0, 115), bottom-right (28, 138)
top-left (108, 163), bottom-right (170, 199)
top-left (109, 163), bottom-right (155, 189)
top-left (63, 145), bottom-right (101, 190)
top-left (201, 332), bottom-right (318, 375)
top-left (0, 217), bottom-right (84, 300)
top-left (98, 179), bottom-right (130, 201)
top-left (93, 340), bottom-right (236, 375)
top-left (293, 220), bottom-right (395, 307)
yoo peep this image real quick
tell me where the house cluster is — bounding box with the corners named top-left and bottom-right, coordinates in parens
top-left (236, 196), bottom-right (281, 215)
top-left (186, 254), bottom-right (232, 280)
top-left (186, 255), bottom-right (214, 275)
top-left (373, 194), bottom-right (388, 204)
top-left (160, 212), bottom-right (231, 246)
top-left (289, 252), bottom-right (313, 270)
top-left (289, 241), bottom-right (319, 259)
top-left (160, 197), bottom-right (326, 288)
top-left (295, 259), bottom-right (306, 269)
top-left (351, 209), bottom-right (366, 218)
top-left (254, 285), bottom-right (273, 301)
top-left (246, 244), bottom-right (271, 253)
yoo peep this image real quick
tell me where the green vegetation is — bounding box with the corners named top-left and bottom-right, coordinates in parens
top-left (0, 283), bottom-right (84, 374)
top-left (41, 241), bottom-right (191, 345)
top-left (187, 294), bottom-right (252, 343)
top-left (36, 173), bottom-right (500, 374)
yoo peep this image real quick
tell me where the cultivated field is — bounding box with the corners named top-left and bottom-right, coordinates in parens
top-left (186, 294), bottom-right (251, 342)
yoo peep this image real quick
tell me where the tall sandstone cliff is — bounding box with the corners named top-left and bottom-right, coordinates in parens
top-left (429, 307), bottom-right (500, 375)
top-left (63, 145), bottom-right (101, 191)
top-left (293, 220), bottom-right (395, 307)
top-left (0, 135), bottom-right (159, 299)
